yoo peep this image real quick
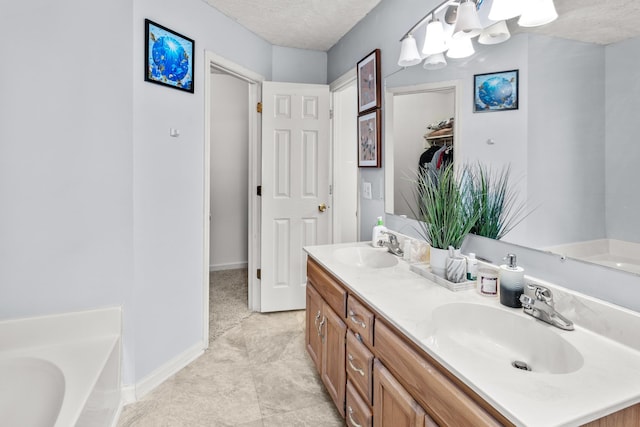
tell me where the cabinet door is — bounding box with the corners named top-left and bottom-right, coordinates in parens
top-left (374, 360), bottom-right (426, 427)
top-left (321, 302), bottom-right (347, 417)
top-left (305, 284), bottom-right (323, 372)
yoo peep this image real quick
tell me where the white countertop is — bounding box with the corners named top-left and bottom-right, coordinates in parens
top-left (305, 242), bottom-right (640, 427)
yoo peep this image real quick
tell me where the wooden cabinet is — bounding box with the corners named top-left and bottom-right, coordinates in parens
top-left (347, 295), bottom-right (374, 347)
top-left (347, 380), bottom-right (373, 427)
top-left (346, 330), bottom-right (374, 404)
top-left (375, 320), bottom-right (503, 426)
top-left (306, 283), bottom-right (346, 417)
top-left (373, 360), bottom-right (426, 427)
top-left (307, 257), bottom-right (640, 427)
top-left (305, 284), bottom-right (323, 372)
top-left (306, 260), bottom-right (348, 417)
top-left (321, 300), bottom-right (347, 416)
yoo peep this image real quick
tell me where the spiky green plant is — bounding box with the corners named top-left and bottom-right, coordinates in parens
top-left (462, 163), bottom-right (529, 240)
top-left (408, 164), bottom-right (479, 249)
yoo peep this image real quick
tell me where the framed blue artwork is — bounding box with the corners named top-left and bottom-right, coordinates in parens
top-left (145, 19), bottom-right (194, 93)
top-left (474, 69), bottom-right (518, 113)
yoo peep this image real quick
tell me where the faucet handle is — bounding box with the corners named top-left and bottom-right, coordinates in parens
top-left (526, 284), bottom-right (554, 305)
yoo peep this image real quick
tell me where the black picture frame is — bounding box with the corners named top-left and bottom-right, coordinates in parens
top-left (473, 69), bottom-right (519, 113)
top-left (144, 19), bottom-right (195, 93)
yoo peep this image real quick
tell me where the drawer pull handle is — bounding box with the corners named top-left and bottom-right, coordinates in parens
top-left (349, 310), bottom-right (366, 329)
top-left (348, 406), bottom-right (362, 427)
top-left (355, 332), bottom-right (363, 343)
top-left (348, 354), bottom-right (365, 376)
top-left (314, 311), bottom-right (321, 336)
top-left (318, 316), bottom-right (326, 340)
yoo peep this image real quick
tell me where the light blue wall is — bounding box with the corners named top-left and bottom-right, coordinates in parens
top-left (273, 46), bottom-right (328, 84)
top-left (132, 0), bottom-right (276, 384)
top-left (526, 35), bottom-right (606, 248)
top-left (0, 0), bottom-right (136, 379)
top-left (606, 37), bottom-right (640, 244)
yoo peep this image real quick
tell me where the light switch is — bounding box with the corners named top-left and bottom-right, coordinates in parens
top-left (169, 128), bottom-right (180, 137)
top-left (362, 182), bottom-right (372, 200)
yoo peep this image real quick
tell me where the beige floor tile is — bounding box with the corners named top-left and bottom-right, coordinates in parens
top-left (251, 357), bottom-right (332, 418)
top-left (118, 270), bottom-right (340, 427)
top-left (243, 328), bottom-right (307, 365)
top-left (261, 399), bottom-right (343, 427)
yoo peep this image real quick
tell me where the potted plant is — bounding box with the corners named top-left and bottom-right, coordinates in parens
top-left (462, 163), bottom-right (529, 240)
top-left (409, 164), bottom-right (478, 276)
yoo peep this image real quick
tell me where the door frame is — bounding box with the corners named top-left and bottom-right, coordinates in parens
top-left (203, 51), bottom-right (265, 347)
top-left (330, 68), bottom-right (360, 243)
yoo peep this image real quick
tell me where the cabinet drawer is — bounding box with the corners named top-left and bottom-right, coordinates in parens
top-left (346, 330), bottom-right (374, 404)
top-left (347, 380), bottom-right (372, 427)
top-left (347, 295), bottom-right (374, 346)
top-left (307, 259), bottom-right (347, 317)
top-left (375, 320), bottom-right (504, 427)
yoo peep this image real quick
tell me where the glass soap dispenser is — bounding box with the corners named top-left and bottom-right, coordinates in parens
top-left (499, 253), bottom-right (525, 308)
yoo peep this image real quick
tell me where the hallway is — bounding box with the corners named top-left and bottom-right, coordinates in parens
top-left (118, 269), bottom-right (343, 426)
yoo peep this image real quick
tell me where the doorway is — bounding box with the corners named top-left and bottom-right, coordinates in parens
top-left (330, 73), bottom-right (359, 243)
top-left (203, 51), bottom-right (264, 347)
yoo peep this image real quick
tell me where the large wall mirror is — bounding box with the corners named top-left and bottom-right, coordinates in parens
top-left (384, 1), bottom-right (640, 277)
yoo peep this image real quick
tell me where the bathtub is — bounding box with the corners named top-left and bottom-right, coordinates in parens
top-left (0, 307), bottom-right (121, 427)
top-left (546, 238), bottom-right (640, 275)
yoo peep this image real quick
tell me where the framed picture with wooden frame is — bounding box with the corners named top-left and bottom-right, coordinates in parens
top-left (358, 109), bottom-right (381, 168)
top-left (357, 49), bottom-right (381, 114)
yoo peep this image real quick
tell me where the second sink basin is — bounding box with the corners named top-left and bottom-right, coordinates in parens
top-left (422, 303), bottom-right (583, 375)
top-left (333, 246), bottom-right (399, 269)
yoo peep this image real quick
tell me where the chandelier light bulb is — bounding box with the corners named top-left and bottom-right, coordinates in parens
top-left (478, 20), bottom-right (511, 45)
top-left (518, 0), bottom-right (558, 27)
top-left (423, 19), bottom-right (448, 55)
top-left (423, 53), bottom-right (447, 70)
top-left (488, 0), bottom-right (525, 21)
top-left (453, 0), bottom-right (482, 40)
top-left (398, 35), bottom-right (422, 67)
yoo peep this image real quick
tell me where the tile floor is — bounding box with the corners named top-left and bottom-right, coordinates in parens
top-left (117, 269), bottom-right (343, 426)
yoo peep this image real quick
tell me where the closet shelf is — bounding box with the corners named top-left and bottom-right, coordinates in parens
top-left (425, 134), bottom-right (453, 140)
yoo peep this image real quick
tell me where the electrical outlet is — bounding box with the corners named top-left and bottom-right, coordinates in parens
top-left (362, 181), bottom-right (372, 200)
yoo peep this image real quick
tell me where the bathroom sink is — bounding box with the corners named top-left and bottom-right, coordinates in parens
top-left (423, 303), bottom-right (583, 374)
top-left (333, 246), bottom-right (399, 269)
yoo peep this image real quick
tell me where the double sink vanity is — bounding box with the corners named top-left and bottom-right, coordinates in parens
top-left (304, 242), bottom-right (640, 426)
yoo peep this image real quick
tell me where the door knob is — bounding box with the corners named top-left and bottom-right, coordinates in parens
top-left (318, 203), bottom-right (327, 212)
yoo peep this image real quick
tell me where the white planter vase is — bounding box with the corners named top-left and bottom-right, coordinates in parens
top-left (430, 247), bottom-right (449, 278)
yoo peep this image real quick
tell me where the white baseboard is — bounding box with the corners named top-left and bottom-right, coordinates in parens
top-left (110, 401), bottom-right (125, 427)
top-left (120, 384), bottom-right (136, 406)
top-left (209, 262), bottom-right (248, 271)
top-left (119, 341), bottom-right (205, 407)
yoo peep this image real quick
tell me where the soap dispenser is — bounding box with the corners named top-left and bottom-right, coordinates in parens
top-left (499, 253), bottom-right (525, 308)
top-left (371, 216), bottom-right (387, 248)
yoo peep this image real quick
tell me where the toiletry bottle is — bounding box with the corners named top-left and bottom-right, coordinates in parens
top-left (499, 253), bottom-right (525, 308)
top-left (371, 216), bottom-right (387, 247)
top-left (466, 253), bottom-right (478, 281)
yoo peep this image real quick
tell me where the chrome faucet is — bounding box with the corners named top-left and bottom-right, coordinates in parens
top-left (379, 231), bottom-right (404, 257)
top-left (519, 284), bottom-right (574, 331)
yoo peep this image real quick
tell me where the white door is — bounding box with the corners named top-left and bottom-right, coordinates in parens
top-left (260, 82), bottom-right (330, 312)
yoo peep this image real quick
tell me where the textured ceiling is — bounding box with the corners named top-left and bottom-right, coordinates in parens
top-left (203, 0), bottom-right (639, 52)
top-left (517, 0), bottom-right (640, 45)
top-left (204, 0), bottom-right (382, 51)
